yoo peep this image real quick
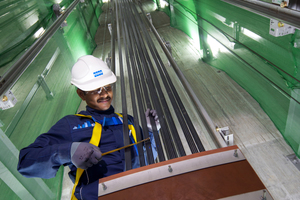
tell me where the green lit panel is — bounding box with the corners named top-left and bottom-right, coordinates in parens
top-left (171, 2), bottom-right (200, 48)
top-left (81, 2), bottom-right (99, 38)
top-left (63, 6), bottom-right (97, 60)
top-left (91, 0), bottom-right (100, 18)
top-left (166, 0), bottom-right (300, 157)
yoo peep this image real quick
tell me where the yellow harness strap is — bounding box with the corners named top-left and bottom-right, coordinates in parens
top-left (70, 113), bottom-right (136, 200)
top-left (71, 114), bottom-right (102, 200)
top-left (115, 113), bottom-right (137, 143)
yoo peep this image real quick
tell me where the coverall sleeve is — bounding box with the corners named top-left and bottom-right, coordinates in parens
top-left (148, 130), bottom-right (158, 160)
top-left (142, 130), bottom-right (158, 166)
top-left (17, 117), bottom-right (73, 179)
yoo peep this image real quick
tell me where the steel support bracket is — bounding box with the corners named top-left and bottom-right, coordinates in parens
top-left (231, 22), bottom-right (241, 49)
top-left (165, 41), bottom-right (172, 67)
top-left (0, 90), bottom-right (17, 110)
top-left (146, 13), bottom-right (153, 27)
top-left (106, 52), bottom-right (112, 68)
top-left (269, 18), bottom-right (297, 37)
top-left (53, 4), bottom-right (68, 28)
top-left (108, 24), bottom-right (112, 36)
top-left (37, 75), bottom-right (54, 100)
top-left (287, 154), bottom-right (300, 171)
top-left (216, 126), bottom-right (234, 146)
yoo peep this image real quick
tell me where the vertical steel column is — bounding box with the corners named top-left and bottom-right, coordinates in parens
top-left (115, 0), bottom-right (131, 170)
top-left (110, 0), bottom-right (117, 106)
top-left (119, 0), bottom-right (147, 166)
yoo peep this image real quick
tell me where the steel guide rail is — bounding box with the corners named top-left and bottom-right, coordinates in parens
top-left (110, 0), bottom-right (116, 102)
top-left (126, 0), bottom-right (178, 160)
top-left (121, 0), bottom-right (164, 162)
top-left (111, 0), bottom-right (221, 166)
top-left (137, 1), bottom-right (227, 148)
top-left (131, 1), bottom-right (186, 158)
top-left (127, 0), bottom-right (183, 160)
top-left (134, 2), bottom-right (206, 153)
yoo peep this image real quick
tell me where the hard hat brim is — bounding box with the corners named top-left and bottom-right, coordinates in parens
top-left (72, 72), bottom-right (117, 91)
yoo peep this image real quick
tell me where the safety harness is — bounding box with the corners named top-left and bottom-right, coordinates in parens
top-left (71, 113), bottom-right (137, 200)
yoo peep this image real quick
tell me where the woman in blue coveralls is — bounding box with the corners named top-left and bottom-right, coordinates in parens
top-left (17, 55), bottom-right (160, 200)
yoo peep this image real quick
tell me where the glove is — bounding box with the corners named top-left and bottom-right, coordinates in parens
top-left (70, 142), bottom-right (102, 170)
top-left (145, 108), bottom-right (161, 132)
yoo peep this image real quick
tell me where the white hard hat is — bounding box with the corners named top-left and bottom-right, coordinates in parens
top-left (71, 55), bottom-right (117, 91)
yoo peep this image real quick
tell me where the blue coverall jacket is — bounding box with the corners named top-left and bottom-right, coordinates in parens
top-left (17, 105), bottom-right (157, 200)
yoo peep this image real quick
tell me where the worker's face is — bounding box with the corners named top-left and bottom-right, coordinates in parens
top-left (77, 85), bottom-right (113, 111)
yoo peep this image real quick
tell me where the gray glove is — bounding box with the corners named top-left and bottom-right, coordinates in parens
top-left (145, 108), bottom-right (161, 132)
top-left (70, 142), bottom-right (102, 170)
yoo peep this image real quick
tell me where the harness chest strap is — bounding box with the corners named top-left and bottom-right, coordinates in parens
top-left (70, 113), bottom-right (136, 200)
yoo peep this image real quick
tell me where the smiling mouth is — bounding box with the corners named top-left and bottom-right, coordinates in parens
top-left (97, 97), bottom-right (111, 103)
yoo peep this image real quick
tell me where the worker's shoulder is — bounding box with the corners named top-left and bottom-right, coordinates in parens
top-left (57, 114), bottom-right (86, 124)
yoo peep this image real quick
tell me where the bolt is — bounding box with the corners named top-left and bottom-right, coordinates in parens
top-left (293, 158), bottom-right (298, 164)
top-left (2, 95), bottom-right (8, 102)
top-left (102, 183), bottom-right (107, 190)
top-left (233, 149), bottom-right (238, 157)
top-left (260, 190), bottom-right (267, 200)
top-left (168, 165), bottom-right (173, 173)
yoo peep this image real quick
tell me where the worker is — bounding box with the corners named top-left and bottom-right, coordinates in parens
top-left (17, 55), bottom-right (160, 200)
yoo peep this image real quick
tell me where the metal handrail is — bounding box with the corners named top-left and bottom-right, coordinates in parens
top-left (0, 0), bottom-right (80, 96)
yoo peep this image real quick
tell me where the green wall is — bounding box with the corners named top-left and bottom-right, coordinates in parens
top-left (160, 0), bottom-right (300, 157)
top-left (0, 0), bottom-right (103, 199)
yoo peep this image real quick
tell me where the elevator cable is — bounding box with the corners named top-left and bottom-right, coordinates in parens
top-left (119, 0), bottom-right (147, 166)
top-left (111, 0), bottom-right (207, 168)
top-left (125, 1), bottom-right (178, 160)
top-left (136, 1), bottom-right (206, 152)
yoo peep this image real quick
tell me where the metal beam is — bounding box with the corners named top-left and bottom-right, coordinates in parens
top-left (222, 0), bottom-right (300, 29)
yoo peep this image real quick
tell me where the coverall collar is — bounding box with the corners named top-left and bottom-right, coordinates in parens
top-left (86, 105), bottom-right (115, 115)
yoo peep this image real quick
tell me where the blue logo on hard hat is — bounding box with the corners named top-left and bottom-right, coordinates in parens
top-left (93, 70), bottom-right (103, 77)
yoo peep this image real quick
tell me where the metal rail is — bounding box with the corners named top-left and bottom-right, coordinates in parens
top-left (137, 2), bottom-right (227, 148)
top-left (133, 3), bottom-right (205, 153)
top-left (0, 0), bottom-right (81, 96)
top-left (126, 0), bottom-right (179, 160)
top-left (111, 0), bottom-right (212, 166)
top-left (222, 0), bottom-right (300, 29)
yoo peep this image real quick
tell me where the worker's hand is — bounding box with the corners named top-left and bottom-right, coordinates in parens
top-left (145, 108), bottom-right (161, 132)
top-left (70, 142), bottom-right (102, 170)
